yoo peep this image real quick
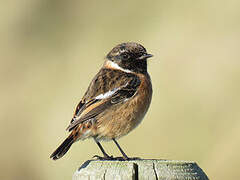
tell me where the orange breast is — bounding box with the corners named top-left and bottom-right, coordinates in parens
top-left (95, 73), bottom-right (152, 141)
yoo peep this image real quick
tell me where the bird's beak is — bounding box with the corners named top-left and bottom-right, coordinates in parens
top-left (138, 53), bottom-right (153, 60)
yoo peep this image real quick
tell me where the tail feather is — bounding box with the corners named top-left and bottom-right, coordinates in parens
top-left (50, 134), bottom-right (74, 160)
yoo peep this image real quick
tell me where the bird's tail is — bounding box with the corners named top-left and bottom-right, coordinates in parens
top-left (50, 133), bottom-right (75, 160)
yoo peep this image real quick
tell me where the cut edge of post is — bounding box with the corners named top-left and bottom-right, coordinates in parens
top-left (73, 159), bottom-right (209, 180)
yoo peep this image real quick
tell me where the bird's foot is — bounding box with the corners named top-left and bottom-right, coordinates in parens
top-left (125, 157), bottom-right (141, 161)
top-left (92, 155), bottom-right (141, 161)
top-left (92, 155), bottom-right (115, 160)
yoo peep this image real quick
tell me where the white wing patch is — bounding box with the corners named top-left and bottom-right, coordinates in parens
top-left (95, 82), bottom-right (129, 100)
top-left (95, 87), bottom-right (120, 100)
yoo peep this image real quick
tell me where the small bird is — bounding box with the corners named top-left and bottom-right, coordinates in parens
top-left (50, 42), bottom-right (153, 160)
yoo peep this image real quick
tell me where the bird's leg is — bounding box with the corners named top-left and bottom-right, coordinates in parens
top-left (112, 138), bottom-right (129, 160)
top-left (93, 138), bottom-right (113, 160)
top-left (112, 139), bottom-right (141, 160)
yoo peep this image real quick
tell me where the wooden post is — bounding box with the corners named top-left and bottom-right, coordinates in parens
top-left (73, 159), bottom-right (209, 180)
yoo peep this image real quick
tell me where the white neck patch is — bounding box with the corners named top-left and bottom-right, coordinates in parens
top-left (105, 60), bottom-right (132, 73)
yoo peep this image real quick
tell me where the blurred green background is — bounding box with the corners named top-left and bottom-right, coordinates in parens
top-left (1, 0), bottom-right (240, 179)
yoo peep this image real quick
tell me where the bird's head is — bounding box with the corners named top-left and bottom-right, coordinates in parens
top-left (105, 42), bottom-right (153, 73)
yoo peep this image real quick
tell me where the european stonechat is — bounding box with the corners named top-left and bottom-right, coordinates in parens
top-left (50, 42), bottom-right (153, 160)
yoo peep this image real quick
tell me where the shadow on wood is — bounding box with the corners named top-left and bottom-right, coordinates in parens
top-left (73, 159), bottom-right (209, 180)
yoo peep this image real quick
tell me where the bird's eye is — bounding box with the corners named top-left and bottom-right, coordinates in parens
top-left (121, 53), bottom-right (130, 60)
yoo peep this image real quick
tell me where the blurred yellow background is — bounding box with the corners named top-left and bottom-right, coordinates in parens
top-left (1, 0), bottom-right (240, 179)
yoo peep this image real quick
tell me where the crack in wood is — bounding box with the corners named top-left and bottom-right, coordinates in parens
top-left (133, 163), bottom-right (139, 180)
top-left (103, 169), bottom-right (106, 180)
top-left (152, 162), bottom-right (158, 180)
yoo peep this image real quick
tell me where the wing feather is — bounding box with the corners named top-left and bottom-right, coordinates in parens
top-left (66, 69), bottom-right (141, 131)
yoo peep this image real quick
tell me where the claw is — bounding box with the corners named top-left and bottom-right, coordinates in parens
top-left (92, 155), bottom-right (114, 160)
top-left (92, 155), bottom-right (141, 161)
top-left (116, 156), bottom-right (141, 161)
top-left (127, 157), bottom-right (141, 160)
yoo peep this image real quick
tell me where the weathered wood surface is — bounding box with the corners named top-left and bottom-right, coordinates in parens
top-left (73, 159), bottom-right (209, 180)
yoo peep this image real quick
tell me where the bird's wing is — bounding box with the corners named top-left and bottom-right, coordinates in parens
top-left (66, 69), bottom-right (141, 131)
